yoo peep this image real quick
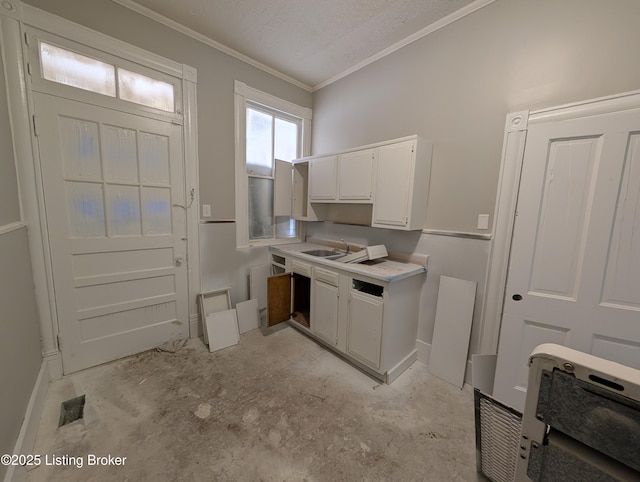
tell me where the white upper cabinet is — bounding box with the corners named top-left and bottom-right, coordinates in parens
top-left (372, 138), bottom-right (431, 230)
top-left (337, 148), bottom-right (375, 201)
top-left (308, 155), bottom-right (337, 201)
top-left (295, 135), bottom-right (431, 230)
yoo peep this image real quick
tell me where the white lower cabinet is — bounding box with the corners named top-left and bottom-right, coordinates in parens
top-left (312, 278), bottom-right (339, 346)
top-left (267, 248), bottom-right (424, 383)
top-left (346, 289), bottom-right (384, 369)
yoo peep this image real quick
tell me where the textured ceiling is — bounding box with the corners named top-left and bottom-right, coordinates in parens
top-left (118, 0), bottom-right (480, 89)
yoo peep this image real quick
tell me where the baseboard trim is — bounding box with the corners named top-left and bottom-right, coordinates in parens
top-left (387, 349), bottom-right (417, 384)
top-left (44, 351), bottom-right (62, 381)
top-left (3, 361), bottom-right (49, 482)
top-left (415, 339), bottom-right (431, 365)
top-left (189, 313), bottom-right (200, 338)
top-left (416, 339), bottom-right (475, 388)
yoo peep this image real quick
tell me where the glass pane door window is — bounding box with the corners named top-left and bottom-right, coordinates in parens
top-left (245, 105), bottom-right (300, 242)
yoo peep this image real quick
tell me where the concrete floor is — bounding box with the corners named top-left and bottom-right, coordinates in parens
top-left (28, 327), bottom-right (484, 481)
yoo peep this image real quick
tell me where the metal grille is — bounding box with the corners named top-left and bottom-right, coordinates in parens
top-left (474, 389), bottom-right (522, 482)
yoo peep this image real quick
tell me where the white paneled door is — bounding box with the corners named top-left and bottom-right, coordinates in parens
top-left (493, 108), bottom-right (640, 411)
top-left (35, 92), bottom-right (189, 373)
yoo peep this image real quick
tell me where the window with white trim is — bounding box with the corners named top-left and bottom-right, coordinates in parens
top-left (235, 82), bottom-right (311, 248)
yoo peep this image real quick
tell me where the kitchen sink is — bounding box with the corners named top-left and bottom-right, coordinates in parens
top-left (301, 249), bottom-right (345, 259)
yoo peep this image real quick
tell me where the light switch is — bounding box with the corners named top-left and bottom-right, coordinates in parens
top-left (202, 204), bottom-right (211, 217)
top-left (477, 214), bottom-right (490, 230)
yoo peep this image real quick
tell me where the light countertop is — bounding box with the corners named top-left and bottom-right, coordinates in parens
top-left (270, 242), bottom-right (426, 283)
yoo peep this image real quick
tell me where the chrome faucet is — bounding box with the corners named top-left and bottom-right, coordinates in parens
top-left (340, 238), bottom-right (351, 254)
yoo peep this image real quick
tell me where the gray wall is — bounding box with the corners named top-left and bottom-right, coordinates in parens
top-left (312, 0), bottom-right (640, 233)
top-left (0, 39), bottom-right (41, 474)
top-left (0, 228), bottom-right (42, 479)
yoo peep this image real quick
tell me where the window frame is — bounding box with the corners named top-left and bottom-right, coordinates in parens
top-left (234, 81), bottom-right (311, 248)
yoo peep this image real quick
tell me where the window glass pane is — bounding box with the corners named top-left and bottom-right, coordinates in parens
top-left (65, 181), bottom-right (106, 237)
top-left (275, 216), bottom-right (296, 239)
top-left (142, 187), bottom-right (172, 235)
top-left (107, 185), bottom-right (141, 236)
top-left (103, 126), bottom-right (138, 182)
top-left (40, 42), bottom-right (116, 97)
top-left (248, 177), bottom-right (273, 239)
top-left (274, 118), bottom-right (298, 162)
top-left (139, 132), bottom-right (170, 184)
top-left (246, 108), bottom-right (273, 176)
top-left (59, 117), bottom-right (102, 180)
top-left (118, 68), bottom-right (175, 112)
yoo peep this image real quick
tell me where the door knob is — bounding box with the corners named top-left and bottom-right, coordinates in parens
top-left (512, 294), bottom-right (523, 301)
top-left (175, 256), bottom-right (184, 266)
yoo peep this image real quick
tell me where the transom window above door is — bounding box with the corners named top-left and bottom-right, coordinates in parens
top-left (25, 28), bottom-right (186, 118)
top-left (36, 39), bottom-right (177, 114)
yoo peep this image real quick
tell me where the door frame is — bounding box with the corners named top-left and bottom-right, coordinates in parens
top-left (479, 89), bottom-right (640, 360)
top-left (0, 1), bottom-right (201, 380)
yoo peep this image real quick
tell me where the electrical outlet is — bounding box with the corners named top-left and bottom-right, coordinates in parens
top-left (202, 204), bottom-right (211, 217)
top-left (477, 214), bottom-right (490, 230)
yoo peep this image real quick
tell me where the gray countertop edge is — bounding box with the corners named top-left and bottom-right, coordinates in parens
top-left (269, 243), bottom-right (426, 283)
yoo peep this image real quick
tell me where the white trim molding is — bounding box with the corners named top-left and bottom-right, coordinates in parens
top-left (0, 0), bottom-right (21, 20)
top-left (0, 221), bottom-right (25, 236)
top-left (478, 110), bottom-right (529, 356)
top-left (182, 68), bottom-right (201, 337)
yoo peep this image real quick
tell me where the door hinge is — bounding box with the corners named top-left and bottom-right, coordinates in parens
top-left (32, 115), bottom-right (38, 137)
top-left (57, 334), bottom-right (62, 350)
top-left (24, 32), bottom-right (29, 45)
top-left (26, 62), bottom-right (32, 76)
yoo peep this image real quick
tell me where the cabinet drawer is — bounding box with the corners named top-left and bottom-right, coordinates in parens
top-left (314, 267), bottom-right (339, 286)
top-left (291, 260), bottom-right (312, 277)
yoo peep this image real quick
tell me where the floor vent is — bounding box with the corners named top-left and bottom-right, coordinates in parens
top-left (474, 389), bottom-right (522, 482)
top-left (58, 395), bottom-right (86, 427)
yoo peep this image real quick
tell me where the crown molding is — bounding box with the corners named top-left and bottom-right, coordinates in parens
top-left (111, 0), bottom-right (313, 92)
top-left (312, 0), bottom-right (496, 91)
top-left (112, 0), bottom-right (495, 93)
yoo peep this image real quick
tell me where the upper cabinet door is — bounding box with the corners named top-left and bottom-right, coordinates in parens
top-left (338, 148), bottom-right (375, 201)
top-left (309, 155), bottom-right (338, 201)
top-left (274, 159), bottom-right (292, 216)
top-left (372, 138), bottom-right (431, 230)
top-left (372, 141), bottom-right (414, 228)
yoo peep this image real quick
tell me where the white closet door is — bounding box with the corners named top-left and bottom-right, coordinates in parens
top-left (494, 108), bottom-right (640, 411)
